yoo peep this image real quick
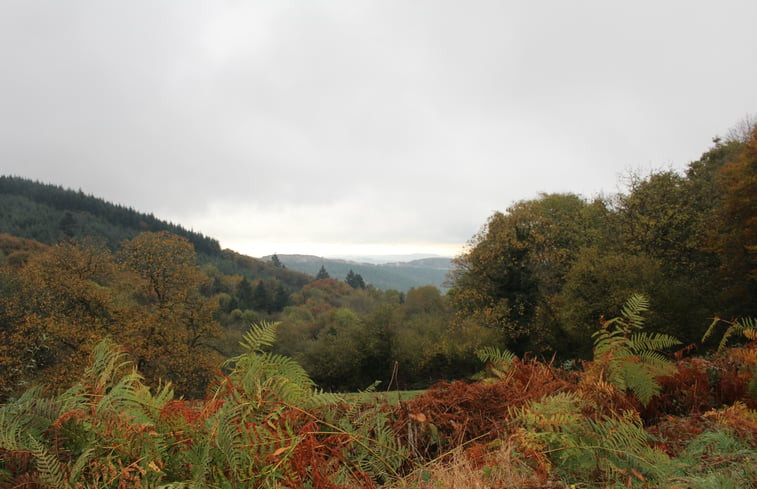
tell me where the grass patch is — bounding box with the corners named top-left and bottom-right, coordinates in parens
top-left (346, 389), bottom-right (425, 405)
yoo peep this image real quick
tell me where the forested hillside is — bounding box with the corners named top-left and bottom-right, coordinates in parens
top-left (449, 130), bottom-right (757, 357)
top-left (0, 176), bottom-right (220, 254)
top-left (0, 176), bottom-right (312, 289)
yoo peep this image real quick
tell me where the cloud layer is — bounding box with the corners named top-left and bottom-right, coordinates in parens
top-left (2, 1), bottom-right (756, 257)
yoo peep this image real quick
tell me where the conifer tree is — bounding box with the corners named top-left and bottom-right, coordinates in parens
top-left (315, 265), bottom-right (330, 280)
top-left (236, 277), bottom-right (254, 310)
top-left (271, 253), bottom-right (285, 268)
top-left (346, 269), bottom-right (366, 289)
top-left (252, 280), bottom-right (269, 311)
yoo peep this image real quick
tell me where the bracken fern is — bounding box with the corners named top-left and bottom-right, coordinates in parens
top-left (590, 294), bottom-right (680, 406)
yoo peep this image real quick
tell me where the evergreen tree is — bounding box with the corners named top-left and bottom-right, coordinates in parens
top-left (346, 269), bottom-right (366, 289)
top-left (252, 280), bottom-right (269, 311)
top-left (315, 265), bottom-right (330, 280)
top-left (271, 253), bottom-right (285, 268)
top-left (236, 277), bottom-right (254, 310)
top-left (271, 282), bottom-right (289, 312)
top-left (58, 211), bottom-right (77, 237)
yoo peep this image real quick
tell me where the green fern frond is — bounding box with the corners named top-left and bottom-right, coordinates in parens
top-left (223, 324), bottom-right (324, 417)
top-left (238, 320), bottom-right (279, 353)
top-left (0, 410), bottom-right (29, 451)
top-left (82, 337), bottom-right (131, 394)
top-left (476, 346), bottom-right (517, 366)
top-left (28, 435), bottom-right (69, 489)
top-left (637, 351), bottom-right (678, 373)
top-left (558, 409), bottom-right (670, 483)
top-left (591, 294), bottom-right (680, 407)
top-left (335, 406), bottom-right (407, 481)
top-left (68, 447), bottom-right (96, 485)
top-left (212, 405), bottom-right (248, 474)
top-left (475, 346), bottom-right (518, 381)
top-left (0, 387), bottom-right (60, 451)
top-left (620, 363), bottom-right (662, 407)
top-left (511, 394), bottom-right (661, 478)
top-left (306, 390), bottom-right (345, 409)
top-left (95, 371), bottom-right (145, 416)
top-left (592, 328), bottom-right (632, 358)
top-left (58, 384), bottom-right (88, 414)
top-left (511, 392), bottom-right (584, 431)
top-left (619, 293), bottom-right (649, 330)
top-left (121, 381), bottom-right (175, 423)
top-left (703, 317), bottom-right (757, 352)
top-left (630, 332), bottom-right (681, 354)
top-left (187, 441), bottom-right (212, 488)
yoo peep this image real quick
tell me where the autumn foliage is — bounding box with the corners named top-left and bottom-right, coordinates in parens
top-left (0, 124), bottom-right (755, 487)
top-left (0, 232), bottom-right (222, 399)
top-left (0, 317), bottom-right (754, 488)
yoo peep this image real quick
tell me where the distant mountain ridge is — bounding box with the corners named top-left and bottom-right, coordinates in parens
top-left (266, 254), bottom-right (453, 291)
top-left (331, 253), bottom-right (445, 265)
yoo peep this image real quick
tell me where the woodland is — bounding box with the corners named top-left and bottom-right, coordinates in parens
top-left (0, 124), bottom-right (755, 488)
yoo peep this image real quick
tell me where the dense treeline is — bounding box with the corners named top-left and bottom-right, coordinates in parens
top-left (0, 175), bottom-right (221, 255)
top-left (449, 126), bottom-right (756, 358)
top-left (0, 233), bottom-right (469, 398)
top-left (262, 124), bottom-right (755, 390)
top-left (273, 281), bottom-right (492, 390)
top-left (0, 124), bottom-right (754, 398)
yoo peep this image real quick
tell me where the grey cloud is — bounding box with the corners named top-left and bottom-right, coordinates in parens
top-left (1, 1), bottom-right (756, 255)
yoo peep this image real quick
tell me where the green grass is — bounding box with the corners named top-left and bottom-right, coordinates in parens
top-left (346, 389), bottom-right (425, 405)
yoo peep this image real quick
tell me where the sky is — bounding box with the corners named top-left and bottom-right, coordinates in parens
top-left (1, 1), bottom-right (756, 259)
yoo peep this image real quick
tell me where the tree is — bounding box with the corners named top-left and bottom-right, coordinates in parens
top-left (118, 231), bottom-right (222, 397)
top-left (120, 231), bottom-right (205, 306)
top-left (617, 171), bottom-right (715, 277)
top-left (404, 286), bottom-right (445, 315)
top-left (345, 269), bottom-right (366, 289)
top-left (315, 265), bottom-right (330, 280)
top-left (271, 253), bottom-right (285, 268)
top-left (557, 249), bottom-right (663, 357)
top-left (615, 147), bottom-right (749, 338)
top-left (252, 280), bottom-right (269, 311)
top-left (448, 193), bottom-right (606, 354)
top-left (0, 239), bottom-right (117, 393)
top-left (708, 124), bottom-right (757, 314)
top-left (271, 281), bottom-right (290, 312)
top-left (300, 308), bottom-right (369, 390)
top-left (236, 276), bottom-right (254, 310)
top-left (58, 211), bottom-right (77, 237)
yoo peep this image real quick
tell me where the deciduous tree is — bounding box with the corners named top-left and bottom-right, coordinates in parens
top-left (449, 193), bottom-right (607, 354)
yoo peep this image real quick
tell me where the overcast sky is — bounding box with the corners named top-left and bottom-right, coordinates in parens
top-left (1, 1), bottom-right (756, 259)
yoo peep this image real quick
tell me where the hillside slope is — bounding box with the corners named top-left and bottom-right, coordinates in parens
top-left (0, 176), bottom-right (311, 287)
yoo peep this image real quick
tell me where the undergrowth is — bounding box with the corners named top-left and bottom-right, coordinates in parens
top-left (1, 299), bottom-right (755, 489)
